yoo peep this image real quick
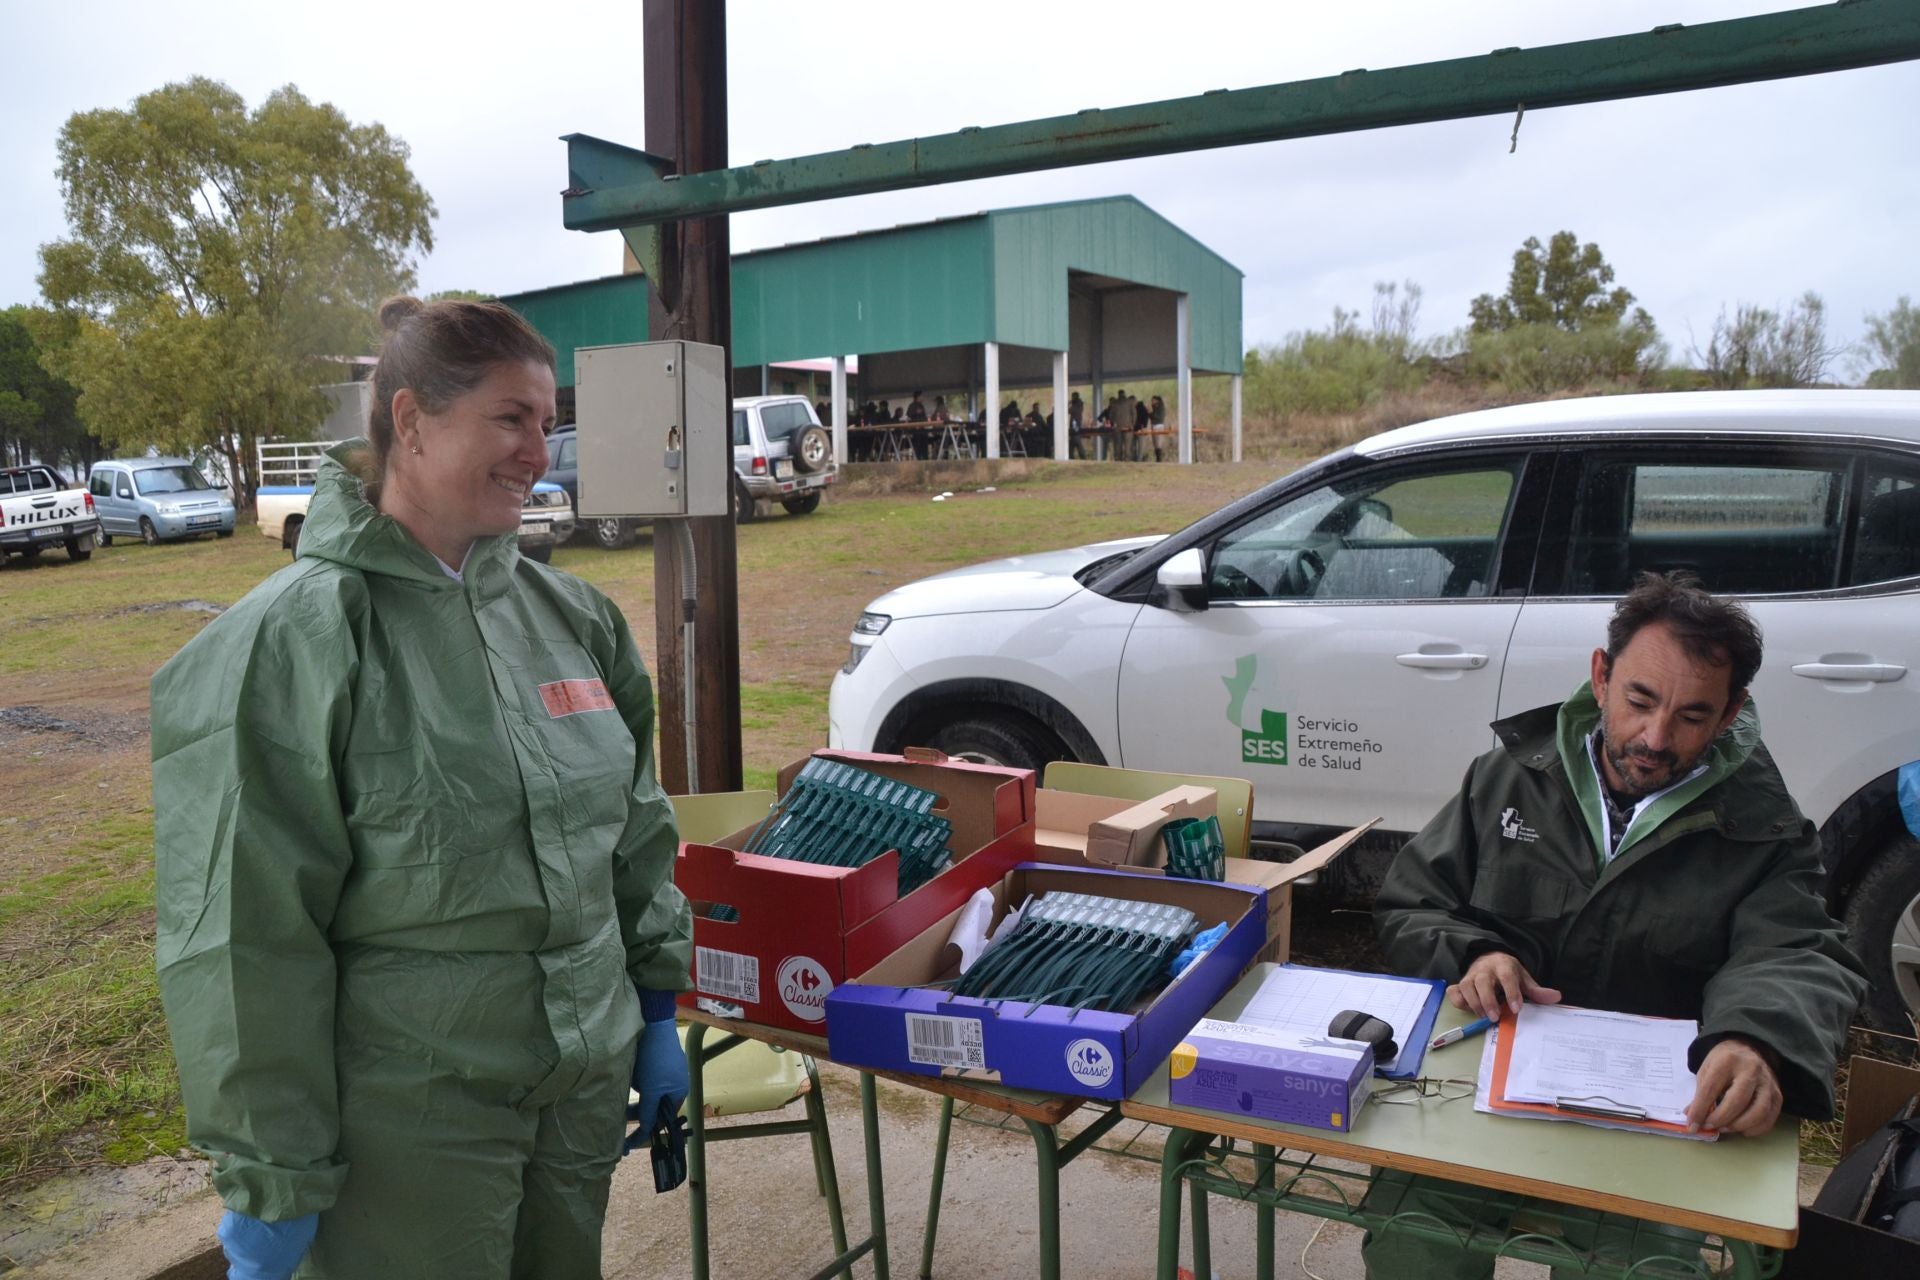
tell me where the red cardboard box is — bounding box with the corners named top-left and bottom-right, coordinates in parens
top-left (675, 749), bottom-right (1035, 1034)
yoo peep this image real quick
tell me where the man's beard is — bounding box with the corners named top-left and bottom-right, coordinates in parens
top-left (1596, 711), bottom-right (1687, 800)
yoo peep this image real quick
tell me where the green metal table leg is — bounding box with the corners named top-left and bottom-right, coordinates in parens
top-left (1189, 1154), bottom-right (1212, 1280)
top-left (1726, 1239), bottom-right (1761, 1280)
top-left (1155, 1127), bottom-right (1209, 1280)
top-left (800, 1058), bottom-right (852, 1278)
top-left (685, 1022), bottom-right (712, 1280)
top-left (860, 1072), bottom-right (892, 1280)
top-left (1023, 1118), bottom-right (1065, 1280)
top-left (1253, 1142), bottom-right (1275, 1280)
top-left (918, 1096), bottom-right (954, 1279)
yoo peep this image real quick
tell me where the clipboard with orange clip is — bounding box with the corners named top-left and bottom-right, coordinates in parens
top-left (1479, 1005), bottom-right (1719, 1143)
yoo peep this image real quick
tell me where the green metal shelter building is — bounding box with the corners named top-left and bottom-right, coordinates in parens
top-left (501, 194), bottom-right (1245, 463)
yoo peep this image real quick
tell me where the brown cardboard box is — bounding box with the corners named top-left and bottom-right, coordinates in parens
top-left (1030, 785), bottom-right (1373, 965)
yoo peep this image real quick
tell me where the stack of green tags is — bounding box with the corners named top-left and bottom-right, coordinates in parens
top-left (709, 758), bottom-right (954, 921)
top-left (949, 891), bottom-right (1198, 1012)
top-left (1162, 815), bottom-right (1227, 881)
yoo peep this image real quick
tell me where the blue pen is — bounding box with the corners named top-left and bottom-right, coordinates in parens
top-left (1429, 1016), bottom-right (1494, 1051)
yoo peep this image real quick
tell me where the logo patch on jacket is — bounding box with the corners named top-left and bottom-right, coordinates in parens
top-left (538, 678), bottom-right (615, 718)
top-left (1499, 807), bottom-right (1539, 843)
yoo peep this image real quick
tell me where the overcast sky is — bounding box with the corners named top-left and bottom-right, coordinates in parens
top-left (5, 0), bottom-right (1915, 368)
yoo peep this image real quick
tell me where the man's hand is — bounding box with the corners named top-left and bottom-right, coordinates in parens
top-left (1447, 952), bottom-right (1562, 1021)
top-left (1686, 1037), bottom-right (1782, 1137)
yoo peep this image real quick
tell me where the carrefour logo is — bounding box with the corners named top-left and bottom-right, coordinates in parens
top-left (1064, 1038), bottom-right (1114, 1088)
top-left (776, 955), bottom-right (832, 1022)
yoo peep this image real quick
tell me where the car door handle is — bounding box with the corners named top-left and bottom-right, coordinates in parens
top-left (1395, 651), bottom-right (1489, 670)
top-left (1791, 662), bottom-right (1906, 683)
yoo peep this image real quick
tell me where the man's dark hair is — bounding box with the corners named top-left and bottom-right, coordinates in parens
top-left (1604, 571), bottom-right (1763, 698)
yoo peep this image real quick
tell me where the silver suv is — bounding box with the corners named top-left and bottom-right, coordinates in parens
top-left (734, 395), bottom-right (836, 520)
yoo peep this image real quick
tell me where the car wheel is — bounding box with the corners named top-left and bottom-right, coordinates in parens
top-left (790, 426), bottom-right (831, 475)
top-left (920, 712), bottom-right (1067, 772)
top-left (1841, 831), bottom-right (1920, 1033)
top-left (592, 517), bottom-right (636, 550)
top-left (216, 528), bottom-right (233, 539)
top-left (735, 479), bottom-right (759, 524)
top-left (782, 491), bottom-right (822, 516)
top-left (140, 517), bottom-right (160, 546)
top-left (522, 541), bottom-right (553, 564)
top-left (286, 520), bottom-right (302, 558)
top-left (66, 534), bottom-right (92, 562)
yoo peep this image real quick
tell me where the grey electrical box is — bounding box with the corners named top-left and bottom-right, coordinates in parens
top-left (573, 340), bottom-right (728, 519)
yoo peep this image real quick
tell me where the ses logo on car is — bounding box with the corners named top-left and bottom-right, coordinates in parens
top-left (1223, 654), bottom-right (1383, 771)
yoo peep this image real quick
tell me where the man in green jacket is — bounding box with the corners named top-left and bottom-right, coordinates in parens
top-left (1368, 571), bottom-right (1864, 1279)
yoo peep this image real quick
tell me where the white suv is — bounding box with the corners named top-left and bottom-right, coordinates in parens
top-left (829, 390), bottom-right (1920, 1030)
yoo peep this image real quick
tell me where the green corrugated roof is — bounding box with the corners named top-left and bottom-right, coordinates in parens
top-left (503, 196), bottom-right (1243, 383)
top-left (499, 273), bottom-right (649, 387)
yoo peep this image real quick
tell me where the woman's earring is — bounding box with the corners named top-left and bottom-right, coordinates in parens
top-left (410, 444), bottom-right (421, 455)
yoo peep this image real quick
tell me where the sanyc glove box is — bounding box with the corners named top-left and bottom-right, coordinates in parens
top-left (673, 749), bottom-right (1035, 1035)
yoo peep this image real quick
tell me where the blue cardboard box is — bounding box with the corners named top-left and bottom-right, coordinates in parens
top-left (824, 863), bottom-right (1267, 1100)
top-left (1168, 1018), bottom-right (1374, 1131)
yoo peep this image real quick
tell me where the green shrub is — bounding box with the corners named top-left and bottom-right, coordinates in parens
top-left (1464, 321), bottom-right (1664, 393)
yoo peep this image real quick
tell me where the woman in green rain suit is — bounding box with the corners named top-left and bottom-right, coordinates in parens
top-left (153, 297), bottom-right (693, 1280)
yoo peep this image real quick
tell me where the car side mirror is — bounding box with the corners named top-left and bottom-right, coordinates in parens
top-left (1152, 547), bottom-right (1209, 612)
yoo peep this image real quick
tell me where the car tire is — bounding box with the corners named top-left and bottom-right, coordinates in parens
top-left (522, 541), bottom-right (553, 564)
top-left (735, 479), bottom-right (759, 524)
top-left (782, 491), bottom-right (822, 516)
top-left (140, 517), bottom-right (160, 546)
top-left (592, 517), bottom-right (636, 550)
top-left (790, 426), bottom-right (831, 475)
top-left (216, 528), bottom-right (233, 539)
top-left (920, 711), bottom-right (1067, 772)
top-left (1840, 830), bottom-right (1920, 1033)
top-left (286, 520), bottom-right (302, 558)
top-left (66, 535), bottom-right (92, 562)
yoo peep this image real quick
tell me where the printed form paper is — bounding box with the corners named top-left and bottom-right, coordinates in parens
top-left (1501, 1003), bottom-right (1699, 1126)
top-left (1238, 966), bottom-right (1440, 1075)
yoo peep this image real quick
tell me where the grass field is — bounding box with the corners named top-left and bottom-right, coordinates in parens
top-left (0, 458), bottom-right (1293, 1189)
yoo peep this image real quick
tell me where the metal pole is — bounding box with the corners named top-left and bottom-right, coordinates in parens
top-left (984, 341), bottom-right (1001, 460)
top-left (1231, 373), bottom-right (1243, 464)
top-left (644, 0), bottom-right (743, 794)
top-left (831, 355), bottom-right (848, 463)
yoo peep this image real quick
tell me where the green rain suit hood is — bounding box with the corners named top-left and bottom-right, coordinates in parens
top-left (153, 443), bottom-right (690, 1270)
top-left (1375, 684), bottom-right (1864, 1120)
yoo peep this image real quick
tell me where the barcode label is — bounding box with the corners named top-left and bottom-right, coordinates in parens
top-left (905, 1013), bottom-right (987, 1069)
top-left (696, 947), bottom-right (760, 1003)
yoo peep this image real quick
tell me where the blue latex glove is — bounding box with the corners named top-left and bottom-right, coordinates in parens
top-left (624, 990), bottom-right (689, 1157)
top-left (1171, 922), bottom-right (1230, 977)
top-left (218, 1210), bottom-right (317, 1280)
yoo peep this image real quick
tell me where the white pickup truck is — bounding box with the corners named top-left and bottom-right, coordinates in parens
top-left (256, 440), bottom-right (575, 562)
top-left (0, 464), bottom-right (101, 563)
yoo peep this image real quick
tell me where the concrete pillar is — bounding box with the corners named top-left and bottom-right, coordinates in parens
top-left (1176, 293), bottom-right (1193, 465)
top-left (1051, 350), bottom-right (1069, 460)
top-left (1231, 373), bottom-right (1243, 464)
top-left (831, 355), bottom-right (848, 463)
top-left (984, 341), bottom-right (1001, 459)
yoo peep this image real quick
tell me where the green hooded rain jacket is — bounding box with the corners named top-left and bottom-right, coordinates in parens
top-left (1375, 684), bottom-right (1864, 1119)
top-left (153, 443), bottom-right (692, 1226)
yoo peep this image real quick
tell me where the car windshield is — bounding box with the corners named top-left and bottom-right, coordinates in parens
top-left (134, 466), bottom-right (213, 495)
top-left (758, 402), bottom-right (815, 445)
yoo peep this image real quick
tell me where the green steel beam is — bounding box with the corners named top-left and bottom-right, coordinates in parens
top-left (563, 0), bottom-right (1920, 232)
